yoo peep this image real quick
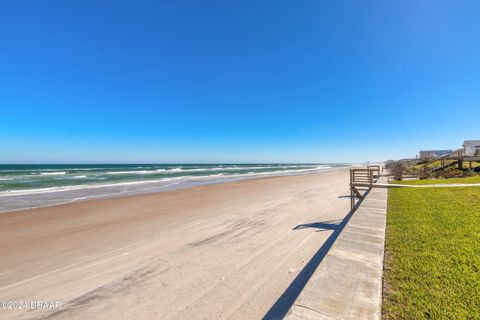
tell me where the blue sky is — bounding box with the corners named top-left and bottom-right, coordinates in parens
top-left (1, 1), bottom-right (479, 163)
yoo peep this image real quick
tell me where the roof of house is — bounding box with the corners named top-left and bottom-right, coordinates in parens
top-left (419, 150), bottom-right (452, 154)
top-left (463, 140), bottom-right (480, 148)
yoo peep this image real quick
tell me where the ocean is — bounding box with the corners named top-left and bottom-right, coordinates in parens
top-left (0, 163), bottom-right (349, 212)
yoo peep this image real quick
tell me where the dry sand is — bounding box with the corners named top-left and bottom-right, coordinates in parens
top-left (0, 170), bottom-right (351, 320)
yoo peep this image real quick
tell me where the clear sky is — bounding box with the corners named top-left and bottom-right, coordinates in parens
top-left (1, 1), bottom-right (479, 163)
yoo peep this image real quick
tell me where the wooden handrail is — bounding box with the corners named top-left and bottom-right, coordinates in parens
top-left (350, 168), bottom-right (378, 210)
top-left (422, 148), bottom-right (464, 172)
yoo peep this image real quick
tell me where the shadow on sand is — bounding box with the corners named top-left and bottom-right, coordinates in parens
top-left (263, 191), bottom-right (369, 319)
top-left (292, 219), bottom-right (343, 232)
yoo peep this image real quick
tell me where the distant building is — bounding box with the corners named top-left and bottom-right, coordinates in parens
top-left (463, 140), bottom-right (480, 156)
top-left (418, 150), bottom-right (453, 160)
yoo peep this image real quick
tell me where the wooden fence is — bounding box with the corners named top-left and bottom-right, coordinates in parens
top-left (350, 168), bottom-right (378, 210)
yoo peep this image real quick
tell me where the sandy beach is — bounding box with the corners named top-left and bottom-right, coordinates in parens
top-left (0, 169), bottom-right (351, 320)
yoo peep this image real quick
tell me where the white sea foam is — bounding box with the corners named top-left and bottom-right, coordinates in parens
top-left (106, 171), bottom-right (148, 175)
top-left (39, 172), bottom-right (66, 176)
top-left (0, 165), bottom-right (346, 200)
top-left (106, 168), bottom-right (183, 175)
top-left (121, 165), bottom-right (318, 174)
top-left (0, 175), bottom-right (196, 197)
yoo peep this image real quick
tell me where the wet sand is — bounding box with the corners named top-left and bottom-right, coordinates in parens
top-left (0, 169), bottom-right (351, 320)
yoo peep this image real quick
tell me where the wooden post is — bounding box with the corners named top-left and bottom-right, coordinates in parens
top-left (350, 169), bottom-right (354, 210)
top-left (351, 187), bottom-right (354, 210)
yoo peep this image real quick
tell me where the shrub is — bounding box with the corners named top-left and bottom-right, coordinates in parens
top-left (419, 168), bottom-right (432, 180)
top-left (463, 170), bottom-right (474, 177)
top-left (390, 162), bottom-right (406, 181)
top-left (442, 167), bottom-right (464, 179)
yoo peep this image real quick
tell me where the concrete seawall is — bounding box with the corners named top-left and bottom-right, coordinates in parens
top-left (285, 179), bottom-right (388, 320)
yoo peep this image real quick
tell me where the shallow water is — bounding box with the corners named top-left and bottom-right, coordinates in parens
top-left (0, 163), bottom-right (349, 212)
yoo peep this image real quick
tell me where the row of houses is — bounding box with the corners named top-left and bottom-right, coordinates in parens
top-left (419, 140), bottom-right (480, 160)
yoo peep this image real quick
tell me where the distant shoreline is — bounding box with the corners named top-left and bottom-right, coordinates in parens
top-left (0, 164), bottom-right (352, 213)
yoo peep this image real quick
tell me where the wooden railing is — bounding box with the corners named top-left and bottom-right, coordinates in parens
top-left (422, 148), bottom-right (464, 172)
top-left (367, 165), bottom-right (381, 179)
top-left (350, 168), bottom-right (377, 210)
top-left (350, 168), bottom-right (374, 185)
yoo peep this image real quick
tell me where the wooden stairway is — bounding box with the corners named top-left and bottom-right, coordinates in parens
top-left (422, 149), bottom-right (464, 172)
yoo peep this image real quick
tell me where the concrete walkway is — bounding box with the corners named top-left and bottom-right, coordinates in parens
top-left (285, 178), bottom-right (388, 320)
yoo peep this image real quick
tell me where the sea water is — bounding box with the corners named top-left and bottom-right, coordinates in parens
top-left (0, 163), bottom-right (349, 212)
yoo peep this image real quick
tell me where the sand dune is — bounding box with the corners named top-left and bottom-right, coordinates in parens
top-left (0, 170), bottom-right (350, 320)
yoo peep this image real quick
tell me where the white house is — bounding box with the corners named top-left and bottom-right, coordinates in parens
top-left (463, 140), bottom-right (480, 156)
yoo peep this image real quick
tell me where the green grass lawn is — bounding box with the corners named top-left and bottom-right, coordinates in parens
top-left (391, 175), bottom-right (480, 185)
top-left (382, 187), bottom-right (480, 319)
